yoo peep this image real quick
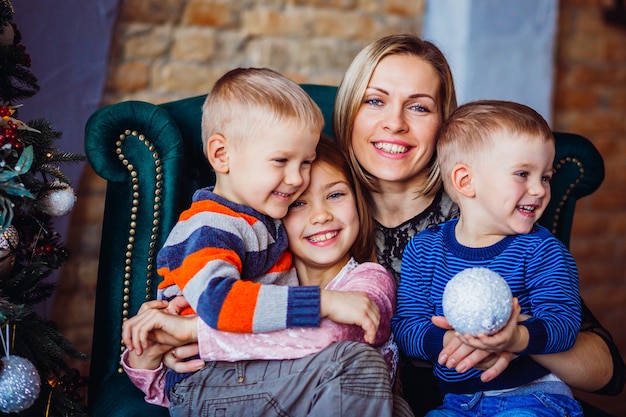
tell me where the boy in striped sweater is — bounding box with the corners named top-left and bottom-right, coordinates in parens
top-left (122, 68), bottom-right (393, 416)
top-left (392, 100), bottom-right (583, 416)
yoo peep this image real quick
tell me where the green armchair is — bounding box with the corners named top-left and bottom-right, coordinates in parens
top-left (84, 85), bottom-right (606, 417)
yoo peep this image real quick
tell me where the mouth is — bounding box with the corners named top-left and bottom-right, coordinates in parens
top-left (374, 142), bottom-right (410, 155)
top-left (517, 204), bottom-right (538, 216)
top-left (273, 191), bottom-right (292, 199)
top-left (306, 230), bottom-right (339, 243)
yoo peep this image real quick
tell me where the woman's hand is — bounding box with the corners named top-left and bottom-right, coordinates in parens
top-left (162, 343), bottom-right (205, 373)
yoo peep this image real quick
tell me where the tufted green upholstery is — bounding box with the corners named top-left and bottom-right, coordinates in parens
top-left (84, 85), bottom-right (605, 416)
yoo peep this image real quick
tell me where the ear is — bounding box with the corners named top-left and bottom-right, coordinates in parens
top-left (451, 163), bottom-right (475, 198)
top-left (206, 134), bottom-right (229, 173)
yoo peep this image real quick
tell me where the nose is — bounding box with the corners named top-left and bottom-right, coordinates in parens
top-left (310, 202), bottom-right (332, 225)
top-left (284, 164), bottom-right (305, 188)
top-left (383, 105), bottom-right (408, 133)
top-left (529, 177), bottom-right (548, 198)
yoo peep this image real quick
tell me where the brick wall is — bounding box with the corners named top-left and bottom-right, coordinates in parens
top-left (553, 1), bottom-right (626, 414)
top-left (52, 0), bottom-right (626, 414)
top-left (104, 0), bottom-right (424, 105)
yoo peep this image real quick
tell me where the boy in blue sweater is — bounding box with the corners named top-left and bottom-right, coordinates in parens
top-left (392, 100), bottom-right (583, 416)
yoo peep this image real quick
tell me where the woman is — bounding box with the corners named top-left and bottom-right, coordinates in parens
top-left (159, 33), bottom-right (623, 417)
top-left (332, 33), bottom-right (624, 416)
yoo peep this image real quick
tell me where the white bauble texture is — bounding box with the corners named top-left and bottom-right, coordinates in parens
top-left (442, 267), bottom-right (512, 336)
top-left (0, 355), bottom-right (41, 413)
top-left (38, 182), bottom-right (76, 217)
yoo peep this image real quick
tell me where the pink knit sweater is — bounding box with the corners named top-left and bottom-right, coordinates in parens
top-left (122, 258), bottom-right (397, 407)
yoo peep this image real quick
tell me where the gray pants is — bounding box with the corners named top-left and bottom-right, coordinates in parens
top-left (169, 340), bottom-right (394, 417)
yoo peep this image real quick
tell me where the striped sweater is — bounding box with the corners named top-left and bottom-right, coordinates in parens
top-left (392, 219), bottom-right (581, 394)
top-left (157, 187), bottom-right (320, 333)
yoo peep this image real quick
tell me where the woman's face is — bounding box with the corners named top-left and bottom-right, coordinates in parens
top-left (351, 54), bottom-right (442, 186)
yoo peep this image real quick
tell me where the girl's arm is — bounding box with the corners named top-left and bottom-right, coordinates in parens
top-left (196, 262), bottom-right (396, 362)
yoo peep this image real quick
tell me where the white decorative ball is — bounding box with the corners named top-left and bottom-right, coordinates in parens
top-left (38, 182), bottom-right (76, 217)
top-left (0, 355), bottom-right (41, 413)
top-left (442, 267), bottom-right (512, 336)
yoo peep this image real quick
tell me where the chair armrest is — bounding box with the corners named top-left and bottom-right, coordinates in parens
top-left (84, 101), bottom-right (187, 410)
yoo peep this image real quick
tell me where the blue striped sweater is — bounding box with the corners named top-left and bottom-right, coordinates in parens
top-left (392, 219), bottom-right (581, 394)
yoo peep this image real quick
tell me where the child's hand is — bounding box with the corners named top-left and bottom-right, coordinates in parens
top-left (433, 302), bottom-right (519, 382)
top-left (435, 333), bottom-right (515, 382)
top-left (126, 340), bottom-right (172, 370)
top-left (167, 295), bottom-right (191, 314)
top-left (122, 299), bottom-right (198, 356)
top-left (320, 289), bottom-right (380, 344)
top-left (455, 298), bottom-right (526, 353)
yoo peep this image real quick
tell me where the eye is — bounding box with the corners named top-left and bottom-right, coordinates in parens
top-left (328, 191), bottom-right (346, 200)
top-left (515, 171), bottom-right (528, 178)
top-left (274, 158), bottom-right (288, 165)
top-left (289, 200), bottom-right (305, 209)
top-left (408, 103), bottom-right (430, 113)
top-left (365, 97), bottom-right (383, 107)
top-left (542, 174), bottom-right (552, 183)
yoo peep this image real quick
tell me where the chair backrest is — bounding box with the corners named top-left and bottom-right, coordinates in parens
top-left (83, 84), bottom-right (604, 414)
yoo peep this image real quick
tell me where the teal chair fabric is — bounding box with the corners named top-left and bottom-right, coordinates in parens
top-left (84, 85), bottom-right (605, 416)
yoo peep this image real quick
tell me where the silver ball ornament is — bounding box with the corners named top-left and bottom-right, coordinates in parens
top-left (0, 355), bottom-right (41, 413)
top-left (0, 224), bottom-right (19, 250)
top-left (442, 267), bottom-right (512, 336)
top-left (0, 225), bottom-right (18, 280)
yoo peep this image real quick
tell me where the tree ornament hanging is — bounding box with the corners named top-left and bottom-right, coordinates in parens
top-left (0, 325), bottom-right (41, 413)
top-left (37, 180), bottom-right (76, 217)
top-left (0, 20), bottom-right (13, 46)
top-left (0, 223), bottom-right (17, 279)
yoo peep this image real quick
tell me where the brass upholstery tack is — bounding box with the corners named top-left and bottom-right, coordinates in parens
top-left (551, 157), bottom-right (584, 235)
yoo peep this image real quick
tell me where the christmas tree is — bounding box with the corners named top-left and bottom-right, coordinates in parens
top-left (0, 2), bottom-right (88, 415)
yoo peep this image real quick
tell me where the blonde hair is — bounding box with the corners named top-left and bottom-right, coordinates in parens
top-left (201, 67), bottom-right (324, 152)
top-left (314, 134), bottom-right (376, 263)
top-left (437, 100), bottom-right (554, 195)
top-left (333, 33), bottom-right (457, 198)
